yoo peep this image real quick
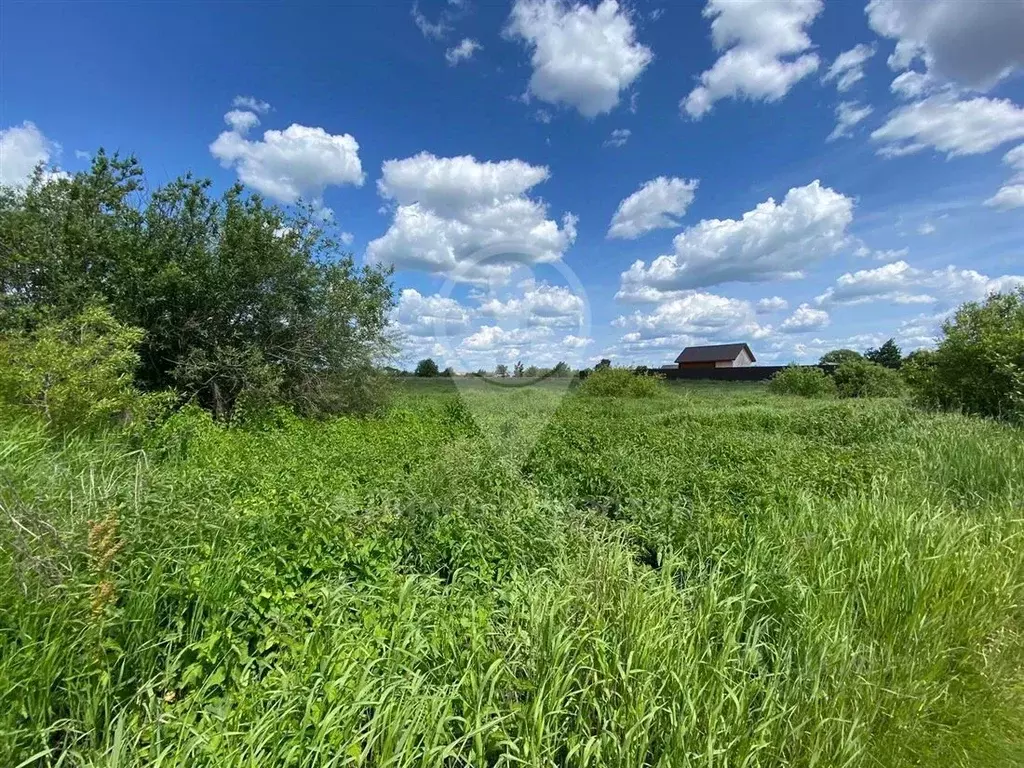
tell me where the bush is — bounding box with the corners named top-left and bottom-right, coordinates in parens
top-left (768, 366), bottom-right (836, 397)
top-left (819, 349), bottom-right (863, 366)
top-left (907, 290), bottom-right (1024, 422)
top-left (0, 305), bottom-right (165, 432)
top-left (834, 359), bottom-right (904, 398)
top-left (577, 367), bottom-right (665, 398)
top-left (415, 358), bottom-right (439, 377)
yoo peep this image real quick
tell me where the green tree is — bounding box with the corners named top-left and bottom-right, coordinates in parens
top-left (865, 339), bottom-right (902, 369)
top-left (819, 349), bottom-right (863, 366)
top-left (550, 361), bottom-right (571, 377)
top-left (415, 358), bottom-right (439, 377)
top-left (0, 305), bottom-right (164, 432)
top-left (495, 364), bottom-right (509, 378)
top-left (0, 152), bottom-right (395, 418)
top-left (513, 360), bottom-right (525, 377)
top-left (907, 290), bottom-right (1024, 421)
top-left (595, 358), bottom-right (612, 370)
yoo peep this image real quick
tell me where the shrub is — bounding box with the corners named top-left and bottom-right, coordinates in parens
top-left (834, 359), bottom-right (904, 398)
top-left (577, 367), bottom-right (665, 398)
top-left (768, 366), bottom-right (836, 397)
top-left (0, 305), bottom-right (165, 432)
top-left (907, 290), bottom-right (1024, 422)
top-left (819, 349), bottom-right (863, 366)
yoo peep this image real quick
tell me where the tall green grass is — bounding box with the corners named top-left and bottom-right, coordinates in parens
top-left (2, 385), bottom-right (1023, 766)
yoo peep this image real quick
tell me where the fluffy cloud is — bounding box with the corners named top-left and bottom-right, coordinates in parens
top-left (822, 43), bottom-right (875, 92)
top-left (505, 0), bottom-right (652, 117)
top-left (889, 70), bottom-right (936, 100)
top-left (603, 128), bottom-right (631, 148)
top-left (210, 105), bottom-right (364, 207)
top-left (756, 296), bottom-right (789, 313)
top-left (866, 0), bottom-right (1024, 91)
top-left (0, 121), bottom-right (66, 187)
top-left (461, 324), bottom-right (553, 351)
top-left (816, 260), bottom-right (1024, 306)
top-left (446, 38), bottom-right (481, 66)
top-left (779, 303), bottom-right (830, 333)
top-left (827, 101), bottom-right (874, 142)
top-left (393, 289), bottom-right (472, 338)
top-left (224, 110), bottom-right (261, 134)
top-left (985, 144), bottom-right (1024, 211)
top-left (367, 152), bottom-right (577, 283)
top-left (617, 180), bottom-right (854, 299)
top-left (607, 176), bottom-right (699, 240)
top-left (477, 281), bottom-right (585, 328)
top-left (232, 95), bottom-right (271, 113)
top-left (613, 292), bottom-right (771, 355)
top-left (562, 334), bottom-right (592, 348)
top-left (871, 95), bottom-right (1024, 157)
top-left (682, 0), bottom-right (822, 119)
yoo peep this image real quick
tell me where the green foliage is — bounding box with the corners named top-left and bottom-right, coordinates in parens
top-left (819, 348), bottom-right (863, 366)
top-left (414, 358), bottom-right (439, 377)
top-left (550, 361), bottom-right (572, 377)
top-left (2, 382), bottom-right (1023, 766)
top-left (595, 357), bottom-right (612, 370)
top-left (834, 359), bottom-right (905, 398)
top-left (577, 366), bottom-right (665, 398)
top-left (768, 365), bottom-right (837, 397)
top-left (0, 151), bottom-right (395, 419)
top-left (0, 305), bottom-right (165, 432)
top-left (907, 290), bottom-right (1024, 422)
top-left (494, 363), bottom-right (509, 378)
top-left (513, 360), bottom-right (525, 377)
top-left (865, 338), bottom-right (903, 369)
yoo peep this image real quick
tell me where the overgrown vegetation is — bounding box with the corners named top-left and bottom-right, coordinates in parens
top-left (2, 381), bottom-right (1023, 766)
top-left (0, 154), bottom-right (395, 419)
top-left (834, 358), bottom-right (905, 398)
top-left (906, 289), bottom-right (1024, 422)
top-left (768, 365), bottom-right (837, 397)
top-left (576, 365), bottom-right (665, 397)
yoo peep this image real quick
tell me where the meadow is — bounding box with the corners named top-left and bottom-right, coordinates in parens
top-left (2, 379), bottom-right (1024, 766)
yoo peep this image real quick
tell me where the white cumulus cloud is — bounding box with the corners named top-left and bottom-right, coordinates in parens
top-left (780, 303), bottom-right (830, 333)
top-left (393, 288), bottom-right (472, 338)
top-left (210, 104), bottom-right (364, 208)
top-left (756, 296), bottom-right (789, 313)
top-left (816, 260), bottom-right (1024, 307)
top-left (367, 152), bottom-right (577, 284)
top-left (985, 144), bottom-right (1024, 211)
top-left (617, 180), bottom-right (854, 299)
top-left (505, 0), bottom-right (653, 117)
top-left (871, 95), bottom-right (1024, 158)
top-left (682, 0), bottom-right (823, 119)
top-left (0, 121), bottom-right (66, 187)
top-left (446, 38), bottom-right (482, 66)
top-left (822, 43), bottom-right (875, 92)
top-left (477, 280), bottom-right (585, 328)
top-left (866, 0), bottom-right (1024, 91)
top-left (613, 292), bottom-right (771, 350)
top-left (232, 95), bottom-right (271, 114)
top-left (608, 176), bottom-right (699, 240)
top-left (827, 101), bottom-right (874, 142)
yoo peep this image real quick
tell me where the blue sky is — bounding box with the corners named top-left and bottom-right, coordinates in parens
top-left (3, 0), bottom-right (1023, 370)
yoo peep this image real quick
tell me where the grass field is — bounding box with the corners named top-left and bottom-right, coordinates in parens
top-left (2, 380), bottom-right (1024, 766)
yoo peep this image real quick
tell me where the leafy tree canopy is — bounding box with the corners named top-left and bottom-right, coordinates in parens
top-left (865, 339), bottom-right (902, 369)
top-left (415, 358), bottom-right (440, 377)
top-left (819, 349), bottom-right (863, 366)
top-left (0, 152), bottom-right (395, 418)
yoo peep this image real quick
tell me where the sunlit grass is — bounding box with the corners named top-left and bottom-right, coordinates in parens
top-left (2, 383), bottom-right (1023, 766)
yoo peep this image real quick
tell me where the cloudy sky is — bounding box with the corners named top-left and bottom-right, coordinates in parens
top-left (3, 0), bottom-right (1023, 369)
